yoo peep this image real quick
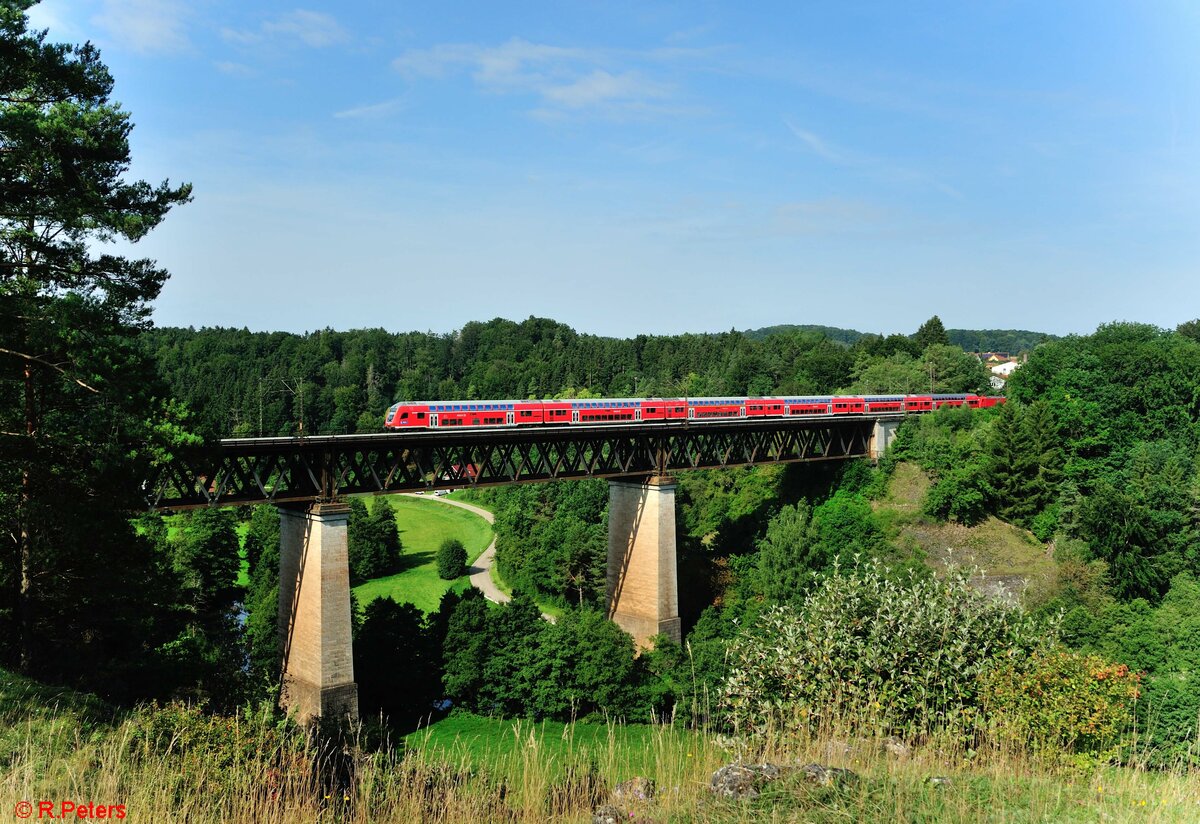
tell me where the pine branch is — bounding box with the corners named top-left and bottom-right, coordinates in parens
top-left (0, 347), bottom-right (99, 392)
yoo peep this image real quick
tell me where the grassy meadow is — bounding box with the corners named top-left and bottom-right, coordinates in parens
top-left (351, 494), bottom-right (493, 613)
top-left (3, 665), bottom-right (1198, 823)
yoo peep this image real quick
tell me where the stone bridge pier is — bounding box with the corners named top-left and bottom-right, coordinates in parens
top-left (606, 476), bottom-right (682, 648)
top-left (278, 502), bottom-right (358, 724)
top-left (869, 418), bottom-right (901, 461)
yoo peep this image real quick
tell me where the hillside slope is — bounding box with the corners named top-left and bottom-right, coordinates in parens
top-left (874, 462), bottom-right (1056, 598)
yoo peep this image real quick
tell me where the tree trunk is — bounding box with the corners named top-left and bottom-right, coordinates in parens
top-left (18, 359), bottom-right (34, 673)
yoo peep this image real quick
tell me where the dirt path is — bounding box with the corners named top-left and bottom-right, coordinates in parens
top-left (402, 493), bottom-right (554, 621)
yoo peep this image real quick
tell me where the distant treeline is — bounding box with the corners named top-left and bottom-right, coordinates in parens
top-left (141, 315), bottom-right (991, 438)
top-left (743, 323), bottom-right (1055, 354)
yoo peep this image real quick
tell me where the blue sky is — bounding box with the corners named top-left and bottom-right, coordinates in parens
top-left (25, 1), bottom-right (1200, 338)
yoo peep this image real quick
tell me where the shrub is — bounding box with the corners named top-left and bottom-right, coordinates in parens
top-left (721, 558), bottom-right (1053, 743)
top-left (980, 648), bottom-right (1140, 767)
top-left (922, 467), bottom-right (990, 525)
top-left (437, 538), bottom-right (468, 580)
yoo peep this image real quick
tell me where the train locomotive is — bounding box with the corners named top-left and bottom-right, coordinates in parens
top-left (384, 394), bottom-right (1003, 429)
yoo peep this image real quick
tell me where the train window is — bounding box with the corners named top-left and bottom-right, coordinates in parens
top-left (417, 412), bottom-right (425, 419)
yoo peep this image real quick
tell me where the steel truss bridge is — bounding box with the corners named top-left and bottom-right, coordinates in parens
top-left (146, 416), bottom-right (900, 510)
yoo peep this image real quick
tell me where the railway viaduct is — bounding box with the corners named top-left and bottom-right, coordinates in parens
top-left (148, 416), bottom-right (902, 724)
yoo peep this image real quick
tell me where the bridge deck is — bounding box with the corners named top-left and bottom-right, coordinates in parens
top-left (147, 414), bottom-right (903, 510)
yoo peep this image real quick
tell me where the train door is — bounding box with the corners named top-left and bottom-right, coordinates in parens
top-left (429, 413), bottom-right (438, 427)
top-left (739, 405), bottom-right (746, 417)
top-left (634, 408), bottom-right (642, 421)
top-left (571, 410), bottom-right (579, 423)
top-left (506, 412), bottom-right (514, 425)
top-left (688, 406), bottom-right (695, 420)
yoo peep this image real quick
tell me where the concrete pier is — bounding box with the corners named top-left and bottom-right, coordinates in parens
top-left (606, 476), bottom-right (681, 648)
top-left (870, 419), bottom-right (901, 461)
top-left (278, 502), bottom-right (358, 724)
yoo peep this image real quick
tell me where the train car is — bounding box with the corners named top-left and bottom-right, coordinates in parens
top-left (540, 401), bottom-right (573, 425)
top-left (785, 397), bottom-right (833, 416)
top-left (408, 400), bottom-right (521, 428)
top-left (384, 393), bottom-right (1007, 429)
top-left (688, 397), bottom-right (746, 419)
top-left (864, 395), bottom-right (905, 414)
top-left (746, 398), bottom-right (787, 417)
top-left (385, 401), bottom-right (431, 428)
top-left (639, 399), bottom-right (688, 421)
top-left (932, 393), bottom-right (968, 409)
top-left (569, 398), bottom-right (641, 424)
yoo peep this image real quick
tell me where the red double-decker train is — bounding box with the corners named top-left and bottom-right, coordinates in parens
top-left (384, 394), bottom-right (1003, 430)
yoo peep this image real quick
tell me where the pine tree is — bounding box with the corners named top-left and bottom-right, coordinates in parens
top-left (913, 315), bottom-right (951, 351)
top-left (0, 1), bottom-right (192, 683)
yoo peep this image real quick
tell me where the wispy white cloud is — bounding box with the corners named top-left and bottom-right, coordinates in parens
top-left (214, 60), bottom-right (255, 78)
top-left (333, 97), bottom-right (406, 120)
top-left (24, 0), bottom-right (81, 39)
top-left (392, 38), bottom-right (684, 118)
top-left (93, 0), bottom-right (191, 55)
top-left (263, 10), bottom-right (348, 47)
top-left (784, 119), bottom-right (850, 164)
top-left (223, 9), bottom-right (348, 49)
top-left (542, 70), bottom-right (669, 109)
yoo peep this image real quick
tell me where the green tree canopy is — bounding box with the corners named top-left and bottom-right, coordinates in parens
top-left (913, 315), bottom-right (950, 350)
top-left (0, 1), bottom-right (193, 690)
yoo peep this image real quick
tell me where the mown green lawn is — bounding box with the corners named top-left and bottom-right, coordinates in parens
top-left (352, 495), bottom-right (493, 613)
top-left (403, 711), bottom-right (710, 783)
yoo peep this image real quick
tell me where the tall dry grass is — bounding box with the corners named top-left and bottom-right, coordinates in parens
top-left (3, 695), bottom-right (1199, 823)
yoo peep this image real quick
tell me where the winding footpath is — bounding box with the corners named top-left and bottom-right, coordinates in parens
top-left (401, 493), bottom-right (555, 622)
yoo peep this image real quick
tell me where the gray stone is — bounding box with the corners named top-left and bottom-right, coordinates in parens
top-left (928, 776), bottom-right (953, 788)
top-left (592, 803), bottom-right (625, 824)
top-left (710, 764), bottom-right (761, 799)
top-left (799, 763), bottom-right (858, 787)
top-left (612, 776), bottom-right (656, 803)
top-left (882, 735), bottom-right (911, 758)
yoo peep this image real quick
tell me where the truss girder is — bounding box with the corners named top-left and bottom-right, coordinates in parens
top-left (146, 418), bottom-right (882, 509)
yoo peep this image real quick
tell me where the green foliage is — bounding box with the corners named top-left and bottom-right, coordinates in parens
top-left (721, 559), bottom-right (1054, 742)
top-left (478, 480), bottom-right (608, 606)
top-left (0, 1), bottom-right (194, 700)
top-left (751, 502), bottom-right (818, 603)
top-left (987, 401), bottom-right (1064, 527)
top-left (1067, 574), bottom-right (1200, 766)
top-left (1008, 322), bottom-right (1200, 488)
top-left (441, 587), bottom-right (647, 722)
top-left (980, 649), bottom-right (1141, 767)
top-left (441, 588), bottom-right (491, 709)
top-left (921, 344), bottom-right (990, 393)
top-left (913, 315), bottom-right (950, 351)
top-left (436, 538), bottom-right (468, 580)
top-left (947, 328), bottom-right (1056, 355)
top-left (160, 509), bottom-right (246, 709)
top-left (847, 351), bottom-right (926, 395)
top-left (347, 497), bottom-right (403, 584)
top-left (354, 597), bottom-right (441, 728)
top-left (243, 505), bottom-right (281, 697)
top-left (922, 466), bottom-right (990, 525)
top-left (527, 608), bottom-right (642, 721)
